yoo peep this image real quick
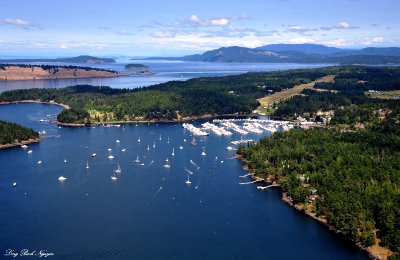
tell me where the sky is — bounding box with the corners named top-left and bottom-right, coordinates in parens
top-left (0, 0), bottom-right (399, 57)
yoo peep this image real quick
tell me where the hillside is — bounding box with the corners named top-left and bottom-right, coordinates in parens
top-left (143, 44), bottom-right (400, 64)
top-left (0, 64), bottom-right (119, 81)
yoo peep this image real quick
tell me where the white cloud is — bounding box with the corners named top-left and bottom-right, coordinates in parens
top-left (211, 18), bottom-right (229, 26)
top-left (3, 18), bottom-right (42, 29)
top-left (362, 36), bottom-right (384, 45)
top-left (321, 38), bottom-right (352, 47)
top-left (151, 31), bottom-right (175, 38)
top-left (189, 14), bottom-right (200, 23)
top-left (59, 44), bottom-right (68, 49)
top-left (287, 25), bottom-right (318, 35)
top-left (334, 22), bottom-right (359, 29)
top-left (288, 37), bottom-right (316, 44)
top-left (115, 30), bottom-right (135, 36)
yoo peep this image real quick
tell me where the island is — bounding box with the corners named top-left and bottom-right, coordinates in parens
top-left (125, 63), bottom-right (149, 69)
top-left (0, 55), bottom-right (116, 64)
top-left (0, 120), bottom-right (40, 149)
top-left (0, 66), bottom-right (399, 259)
top-left (0, 64), bottom-right (120, 81)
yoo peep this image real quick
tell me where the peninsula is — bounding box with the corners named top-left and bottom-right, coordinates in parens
top-left (0, 120), bottom-right (40, 149)
top-left (0, 64), bottom-right (120, 81)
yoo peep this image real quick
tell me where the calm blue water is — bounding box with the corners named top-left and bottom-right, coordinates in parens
top-left (0, 103), bottom-right (368, 259)
top-left (0, 60), bottom-right (330, 93)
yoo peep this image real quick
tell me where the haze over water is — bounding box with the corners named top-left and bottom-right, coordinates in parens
top-left (0, 103), bottom-right (368, 259)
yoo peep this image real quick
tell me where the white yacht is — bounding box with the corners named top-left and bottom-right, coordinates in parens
top-left (111, 174), bottom-right (117, 180)
top-left (86, 161), bottom-right (89, 169)
top-left (37, 160), bottom-right (42, 165)
top-left (58, 176), bottom-right (67, 181)
top-left (64, 159), bottom-right (68, 163)
top-left (21, 145), bottom-right (28, 149)
top-left (164, 158), bottom-right (171, 168)
top-left (13, 182), bottom-right (17, 187)
top-left (121, 148), bottom-right (126, 152)
top-left (116, 139), bottom-right (120, 143)
top-left (27, 150), bottom-right (33, 154)
top-left (108, 155), bottom-right (114, 160)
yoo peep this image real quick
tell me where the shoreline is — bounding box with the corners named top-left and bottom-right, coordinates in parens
top-left (0, 100), bottom-right (70, 109)
top-left (54, 113), bottom-right (254, 127)
top-left (0, 137), bottom-right (41, 150)
top-left (234, 153), bottom-right (392, 260)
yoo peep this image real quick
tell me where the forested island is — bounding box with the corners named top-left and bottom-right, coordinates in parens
top-left (0, 120), bottom-right (39, 148)
top-left (125, 63), bottom-right (149, 69)
top-left (0, 65), bottom-right (399, 258)
top-left (0, 64), bottom-right (120, 81)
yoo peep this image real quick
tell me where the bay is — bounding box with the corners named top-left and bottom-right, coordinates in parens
top-left (0, 103), bottom-right (368, 259)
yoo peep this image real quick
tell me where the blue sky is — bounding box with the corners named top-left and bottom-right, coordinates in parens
top-left (0, 0), bottom-right (399, 57)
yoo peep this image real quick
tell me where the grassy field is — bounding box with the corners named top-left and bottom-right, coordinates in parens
top-left (256, 75), bottom-right (335, 115)
top-left (366, 90), bottom-right (400, 100)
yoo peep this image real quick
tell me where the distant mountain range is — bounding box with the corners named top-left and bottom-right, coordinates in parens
top-left (0, 55), bottom-right (116, 64)
top-left (143, 44), bottom-right (400, 64)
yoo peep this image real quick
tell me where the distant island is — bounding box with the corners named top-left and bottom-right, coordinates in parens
top-left (140, 43), bottom-right (400, 64)
top-left (0, 55), bottom-right (116, 64)
top-left (0, 64), bottom-right (120, 81)
top-left (0, 120), bottom-right (40, 149)
top-left (125, 63), bottom-right (149, 69)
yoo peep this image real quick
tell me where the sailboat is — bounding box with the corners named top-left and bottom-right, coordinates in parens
top-left (147, 145), bottom-right (150, 151)
top-left (179, 146), bottom-right (184, 150)
top-left (64, 159), bottom-right (68, 163)
top-left (114, 163), bottom-right (121, 173)
top-left (185, 174), bottom-right (191, 184)
top-left (138, 137), bottom-right (141, 142)
top-left (108, 154), bottom-right (114, 159)
top-left (191, 137), bottom-right (197, 146)
top-left (153, 141), bottom-right (156, 148)
top-left (111, 174), bottom-right (117, 180)
top-left (201, 150), bottom-right (206, 156)
top-left (164, 158), bottom-right (171, 168)
top-left (159, 134), bottom-right (162, 141)
top-left (133, 155), bottom-right (144, 165)
top-left (86, 161), bottom-right (89, 169)
top-left (167, 137), bottom-right (170, 144)
top-left (121, 148), bottom-right (126, 152)
top-left (21, 144), bottom-right (28, 149)
top-left (172, 148), bottom-right (175, 156)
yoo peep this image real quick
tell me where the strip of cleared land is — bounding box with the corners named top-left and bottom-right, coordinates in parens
top-left (256, 75), bottom-right (335, 114)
